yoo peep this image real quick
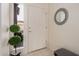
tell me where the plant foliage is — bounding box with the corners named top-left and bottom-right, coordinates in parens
top-left (10, 24), bottom-right (20, 33)
top-left (8, 36), bottom-right (21, 47)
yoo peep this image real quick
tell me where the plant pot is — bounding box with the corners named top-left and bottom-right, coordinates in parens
top-left (16, 42), bottom-right (23, 47)
top-left (10, 52), bottom-right (21, 56)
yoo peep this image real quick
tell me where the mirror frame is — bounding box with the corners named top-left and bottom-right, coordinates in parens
top-left (54, 8), bottom-right (69, 25)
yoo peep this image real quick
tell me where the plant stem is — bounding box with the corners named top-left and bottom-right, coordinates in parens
top-left (14, 46), bottom-right (17, 55)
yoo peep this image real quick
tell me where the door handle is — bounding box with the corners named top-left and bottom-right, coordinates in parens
top-left (29, 26), bottom-right (32, 32)
top-left (29, 30), bottom-right (32, 32)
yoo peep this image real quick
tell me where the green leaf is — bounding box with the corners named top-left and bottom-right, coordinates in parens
top-left (10, 24), bottom-right (20, 33)
top-left (8, 36), bottom-right (21, 46)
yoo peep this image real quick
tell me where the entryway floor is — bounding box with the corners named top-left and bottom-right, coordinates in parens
top-left (27, 48), bottom-right (53, 56)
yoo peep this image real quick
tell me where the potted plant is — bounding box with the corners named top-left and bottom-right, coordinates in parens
top-left (14, 31), bottom-right (23, 47)
top-left (8, 24), bottom-right (21, 56)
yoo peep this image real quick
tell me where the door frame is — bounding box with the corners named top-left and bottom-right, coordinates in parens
top-left (23, 4), bottom-right (29, 55)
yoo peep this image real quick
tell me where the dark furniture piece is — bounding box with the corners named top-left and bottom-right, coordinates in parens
top-left (54, 48), bottom-right (78, 56)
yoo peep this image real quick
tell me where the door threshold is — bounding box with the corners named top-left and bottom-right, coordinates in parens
top-left (28, 47), bottom-right (47, 54)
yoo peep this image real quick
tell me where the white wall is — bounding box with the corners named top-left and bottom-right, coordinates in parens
top-left (0, 3), bottom-right (12, 56)
top-left (48, 4), bottom-right (79, 55)
top-left (0, 3), bottom-right (1, 56)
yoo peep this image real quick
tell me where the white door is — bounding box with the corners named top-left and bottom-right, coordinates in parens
top-left (27, 6), bottom-right (48, 52)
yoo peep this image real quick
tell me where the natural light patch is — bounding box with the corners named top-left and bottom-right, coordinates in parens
top-left (17, 4), bottom-right (24, 21)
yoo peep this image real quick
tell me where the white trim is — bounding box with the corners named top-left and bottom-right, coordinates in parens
top-left (22, 4), bottom-right (29, 55)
